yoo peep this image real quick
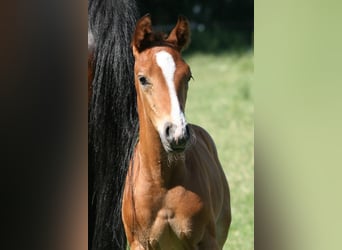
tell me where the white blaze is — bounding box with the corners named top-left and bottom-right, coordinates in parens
top-left (155, 51), bottom-right (187, 138)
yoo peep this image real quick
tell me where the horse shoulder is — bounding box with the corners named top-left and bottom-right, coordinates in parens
top-left (188, 124), bottom-right (221, 167)
top-left (187, 123), bottom-right (230, 222)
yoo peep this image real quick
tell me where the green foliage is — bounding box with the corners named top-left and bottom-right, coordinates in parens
top-left (184, 50), bottom-right (254, 249)
top-left (137, 0), bottom-right (253, 29)
top-left (185, 28), bottom-right (252, 54)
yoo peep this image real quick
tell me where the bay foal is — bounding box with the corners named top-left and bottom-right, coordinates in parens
top-left (122, 15), bottom-right (231, 249)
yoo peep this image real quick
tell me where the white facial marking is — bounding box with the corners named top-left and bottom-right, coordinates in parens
top-left (155, 51), bottom-right (186, 138)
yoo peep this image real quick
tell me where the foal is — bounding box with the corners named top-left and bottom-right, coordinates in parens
top-left (122, 15), bottom-right (231, 250)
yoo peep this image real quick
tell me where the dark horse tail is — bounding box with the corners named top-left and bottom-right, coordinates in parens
top-left (88, 0), bottom-right (139, 249)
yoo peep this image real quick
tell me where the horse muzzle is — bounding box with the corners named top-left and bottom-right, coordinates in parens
top-left (162, 122), bottom-right (190, 153)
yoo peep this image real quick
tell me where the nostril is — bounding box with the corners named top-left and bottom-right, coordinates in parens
top-left (185, 125), bottom-right (190, 139)
top-left (165, 125), bottom-right (171, 137)
top-left (164, 122), bottom-right (174, 141)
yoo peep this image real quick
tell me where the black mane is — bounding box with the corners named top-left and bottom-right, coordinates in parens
top-left (88, 0), bottom-right (139, 249)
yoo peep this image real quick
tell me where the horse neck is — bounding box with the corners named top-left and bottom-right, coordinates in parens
top-left (137, 104), bottom-right (185, 186)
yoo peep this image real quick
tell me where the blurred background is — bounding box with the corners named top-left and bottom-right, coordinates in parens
top-left (137, 0), bottom-right (253, 52)
top-left (136, 1), bottom-right (254, 249)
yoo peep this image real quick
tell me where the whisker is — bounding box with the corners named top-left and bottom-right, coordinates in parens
top-left (186, 125), bottom-right (197, 150)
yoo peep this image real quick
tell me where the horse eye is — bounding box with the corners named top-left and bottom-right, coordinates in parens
top-left (138, 76), bottom-right (148, 86)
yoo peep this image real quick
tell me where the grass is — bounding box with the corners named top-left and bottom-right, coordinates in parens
top-left (184, 50), bottom-right (254, 250)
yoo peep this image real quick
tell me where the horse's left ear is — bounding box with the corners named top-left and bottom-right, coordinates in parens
top-left (132, 14), bottom-right (153, 56)
top-left (167, 15), bottom-right (191, 52)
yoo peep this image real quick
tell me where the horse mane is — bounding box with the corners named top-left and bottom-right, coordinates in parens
top-left (136, 31), bottom-right (177, 52)
top-left (88, 0), bottom-right (139, 249)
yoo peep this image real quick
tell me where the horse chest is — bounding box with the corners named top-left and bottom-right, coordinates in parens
top-left (135, 185), bottom-right (207, 248)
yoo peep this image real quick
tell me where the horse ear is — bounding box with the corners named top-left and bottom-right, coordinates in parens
top-left (132, 14), bottom-right (153, 55)
top-left (167, 15), bottom-right (191, 51)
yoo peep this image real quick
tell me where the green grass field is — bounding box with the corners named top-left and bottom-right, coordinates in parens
top-left (184, 50), bottom-right (254, 249)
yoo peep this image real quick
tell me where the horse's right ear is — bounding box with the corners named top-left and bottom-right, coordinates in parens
top-left (166, 15), bottom-right (191, 52)
top-left (132, 14), bottom-right (153, 56)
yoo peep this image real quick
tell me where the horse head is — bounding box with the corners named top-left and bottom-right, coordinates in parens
top-left (132, 14), bottom-right (192, 153)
